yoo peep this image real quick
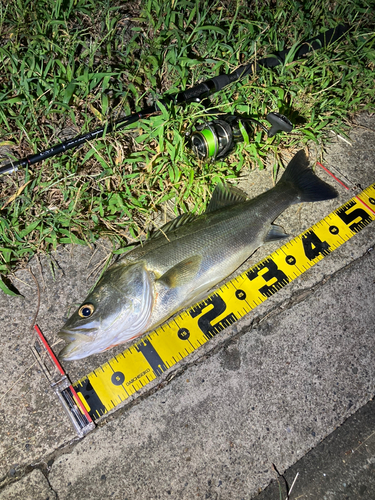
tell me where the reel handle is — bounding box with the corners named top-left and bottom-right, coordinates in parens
top-left (266, 112), bottom-right (293, 138)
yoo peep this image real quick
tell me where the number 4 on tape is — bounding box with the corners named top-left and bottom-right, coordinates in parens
top-left (73, 184), bottom-right (375, 421)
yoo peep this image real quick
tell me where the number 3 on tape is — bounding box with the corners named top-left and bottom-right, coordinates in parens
top-left (74, 184), bottom-right (375, 421)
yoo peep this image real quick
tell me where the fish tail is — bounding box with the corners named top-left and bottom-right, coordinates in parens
top-left (279, 150), bottom-right (338, 202)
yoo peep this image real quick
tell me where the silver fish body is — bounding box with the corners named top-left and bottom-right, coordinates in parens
top-left (59, 150), bottom-right (337, 360)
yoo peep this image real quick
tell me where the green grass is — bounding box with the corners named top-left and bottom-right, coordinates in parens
top-left (0, 0), bottom-right (374, 295)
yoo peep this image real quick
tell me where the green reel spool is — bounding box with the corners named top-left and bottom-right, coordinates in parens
top-left (188, 112), bottom-right (293, 162)
top-left (189, 120), bottom-right (233, 160)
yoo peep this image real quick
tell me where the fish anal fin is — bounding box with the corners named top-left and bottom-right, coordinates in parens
top-left (157, 255), bottom-right (202, 288)
top-left (206, 183), bottom-right (247, 213)
top-left (264, 224), bottom-right (290, 243)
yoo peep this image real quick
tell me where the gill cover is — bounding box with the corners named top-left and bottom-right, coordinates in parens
top-left (58, 262), bottom-right (153, 360)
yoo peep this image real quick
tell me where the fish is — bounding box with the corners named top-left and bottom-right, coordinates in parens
top-left (58, 150), bottom-right (337, 360)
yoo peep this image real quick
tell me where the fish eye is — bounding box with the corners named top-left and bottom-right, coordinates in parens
top-left (78, 303), bottom-right (95, 318)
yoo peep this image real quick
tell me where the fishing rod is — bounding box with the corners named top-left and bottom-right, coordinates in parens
top-left (0, 24), bottom-right (348, 176)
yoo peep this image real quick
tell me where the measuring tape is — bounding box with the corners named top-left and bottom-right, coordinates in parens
top-left (72, 183), bottom-right (375, 421)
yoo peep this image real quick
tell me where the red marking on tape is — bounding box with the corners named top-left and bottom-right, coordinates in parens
top-left (355, 196), bottom-right (375, 216)
top-left (69, 384), bottom-right (92, 423)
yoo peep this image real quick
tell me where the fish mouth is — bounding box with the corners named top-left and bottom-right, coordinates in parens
top-left (58, 329), bottom-right (96, 341)
top-left (58, 330), bottom-right (94, 361)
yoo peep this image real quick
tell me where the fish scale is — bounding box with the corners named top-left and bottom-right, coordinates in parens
top-left (58, 150), bottom-right (339, 361)
top-left (69, 183), bottom-right (375, 421)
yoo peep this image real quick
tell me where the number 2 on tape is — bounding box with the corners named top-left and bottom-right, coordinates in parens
top-left (74, 184), bottom-right (375, 420)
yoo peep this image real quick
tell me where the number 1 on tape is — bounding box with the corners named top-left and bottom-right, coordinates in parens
top-left (73, 184), bottom-right (375, 421)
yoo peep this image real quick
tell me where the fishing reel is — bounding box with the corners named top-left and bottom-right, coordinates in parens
top-left (187, 112), bottom-right (293, 161)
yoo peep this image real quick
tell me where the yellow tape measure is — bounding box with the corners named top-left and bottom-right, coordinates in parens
top-left (73, 184), bottom-right (375, 420)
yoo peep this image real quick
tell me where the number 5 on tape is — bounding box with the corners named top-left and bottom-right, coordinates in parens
top-left (73, 184), bottom-right (375, 421)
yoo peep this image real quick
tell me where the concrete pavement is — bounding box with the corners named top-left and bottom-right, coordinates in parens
top-left (0, 114), bottom-right (374, 499)
top-left (256, 398), bottom-right (375, 499)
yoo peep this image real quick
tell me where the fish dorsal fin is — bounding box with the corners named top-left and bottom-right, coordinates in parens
top-left (157, 255), bottom-right (202, 288)
top-left (206, 183), bottom-right (247, 213)
top-left (150, 213), bottom-right (196, 240)
top-left (263, 224), bottom-right (290, 243)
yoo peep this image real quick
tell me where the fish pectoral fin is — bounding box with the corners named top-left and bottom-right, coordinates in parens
top-left (157, 255), bottom-right (202, 288)
top-left (264, 224), bottom-right (290, 243)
